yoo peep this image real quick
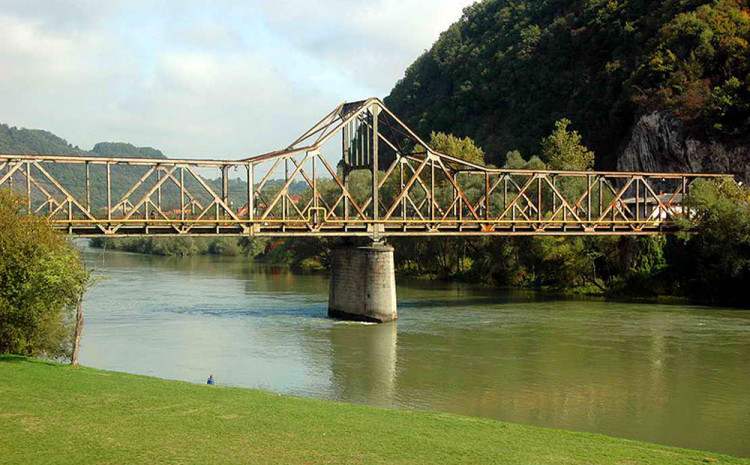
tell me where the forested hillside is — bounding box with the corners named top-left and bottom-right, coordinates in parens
top-left (386, 0), bottom-right (750, 170)
top-left (0, 124), bottom-right (166, 159)
top-left (0, 124), bottom-right (85, 155)
top-left (0, 124), bottom-right (169, 209)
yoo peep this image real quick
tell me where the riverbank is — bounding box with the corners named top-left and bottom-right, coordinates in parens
top-left (1, 357), bottom-right (746, 465)
top-left (86, 236), bottom-right (749, 309)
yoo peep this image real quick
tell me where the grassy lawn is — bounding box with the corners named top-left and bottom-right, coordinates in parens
top-left (1, 356), bottom-right (747, 465)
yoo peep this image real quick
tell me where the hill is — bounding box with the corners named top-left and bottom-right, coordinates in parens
top-left (0, 124), bottom-right (85, 156)
top-left (0, 124), bottom-right (165, 159)
top-left (1, 124), bottom-right (309, 211)
top-left (385, 0), bottom-right (750, 177)
top-left (90, 142), bottom-right (165, 159)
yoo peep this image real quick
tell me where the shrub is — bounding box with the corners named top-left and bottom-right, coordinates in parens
top-left (0, 191), bottom-right (89, 358)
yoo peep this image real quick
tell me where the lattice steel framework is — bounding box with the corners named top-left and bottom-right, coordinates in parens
top-left (0, 98), bottom-right (730, 237)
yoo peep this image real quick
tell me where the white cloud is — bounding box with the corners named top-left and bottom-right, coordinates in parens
top-left (255, 0), bottom-right (474, 89)
top-left (0, 0), bottom-right (475, 158)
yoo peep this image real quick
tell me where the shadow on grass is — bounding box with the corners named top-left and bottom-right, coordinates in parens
top-left (0, 355), bottom-right (63, 367)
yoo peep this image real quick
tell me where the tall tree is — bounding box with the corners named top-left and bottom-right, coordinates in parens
top-left (540, 119), bottom-right (595, 171)
top-left (0, 191), bottom-right (89, 360)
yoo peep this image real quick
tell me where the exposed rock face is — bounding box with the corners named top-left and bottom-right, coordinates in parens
top-left (617, 112), bottom-right (750, 182)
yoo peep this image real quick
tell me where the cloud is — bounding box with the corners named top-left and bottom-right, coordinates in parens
top-left (254, 0), bottom-right (474, 89)
top-left (0, 0), bottom-right (474, 158)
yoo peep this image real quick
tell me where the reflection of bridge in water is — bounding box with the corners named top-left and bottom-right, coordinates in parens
top-left (0, 98), bottom-right (732, 322)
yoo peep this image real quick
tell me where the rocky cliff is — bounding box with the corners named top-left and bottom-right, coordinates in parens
top-left (617, 112), bottom-right (750, 182)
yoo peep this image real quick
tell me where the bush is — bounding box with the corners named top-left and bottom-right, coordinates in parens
top-left (668, 179), bottom-right (750, 305)
top-left (0, 191), bottom-right (89, 358)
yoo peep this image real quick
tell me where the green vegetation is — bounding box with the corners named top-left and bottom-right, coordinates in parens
top-left (0, 124), bottom-right (85, 155)
top-left (668, 178), bottom-right (750, 304)
top-left (540, 118), bottom-right (594, 170)
top-left (89, 236), bottom-right (265, 258)
top-left (0, 192), bottom-right (88, 358)
top-left (386, 0), bottom-right (750, 167)
top-left (427, 131), bottom-right (486, 165)
top-left (1, 357), bottom-right (746, 465)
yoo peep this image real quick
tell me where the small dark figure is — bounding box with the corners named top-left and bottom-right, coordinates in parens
top-left (207, 374), bottom-right (215, 385)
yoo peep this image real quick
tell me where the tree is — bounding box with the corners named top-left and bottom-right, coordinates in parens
top-left (0, 191), bottom-right (89, 359)
top-left (540, 119), bottom-right (595, 171)
top-left (428, 131), bottom-right (485, 166)
top-left (668, 179), bottom-right (750, 305)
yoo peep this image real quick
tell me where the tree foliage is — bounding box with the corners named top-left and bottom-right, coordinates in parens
top-left (0, 191), bottom-right (89, 358)
top-left (667, 179), bottom-right (750, 304)
top-left (540, 119), bottom-right (595, 170)
top-left (386, 0), bottom-right (750, 168)
top-left (632, 0), bottom-right (750, 136)
top-left (428, 131), bottom-right (486, 166)
top-left (90, 236), bottom-right (267, 258)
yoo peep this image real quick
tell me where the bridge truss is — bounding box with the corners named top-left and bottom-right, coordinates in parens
top-left (0, 98), bottom-right (729, 237)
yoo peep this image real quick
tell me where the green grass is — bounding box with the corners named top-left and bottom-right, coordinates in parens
top-left (1, 357), bottom-right (747, 465)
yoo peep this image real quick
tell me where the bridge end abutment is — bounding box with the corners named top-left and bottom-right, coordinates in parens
top-left (328, 241), bottom-right (397, 323)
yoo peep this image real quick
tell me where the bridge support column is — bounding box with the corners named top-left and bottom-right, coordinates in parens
top-left (328, 241), bottom-right (397, 323)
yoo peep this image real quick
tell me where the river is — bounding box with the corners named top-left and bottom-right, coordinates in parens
top-left (79, 245), bottom-right (750, 457)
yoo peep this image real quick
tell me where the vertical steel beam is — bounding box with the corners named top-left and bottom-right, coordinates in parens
top-left (503, 175), bottom-right (508, 213)
top-left (283, 158), bottom-right (289, 223)
top-left (537, 175), bottom-right (542, 223)
top-left (312, 153), bottom-right (318, 211)
top-left (636, 177), bottom-right (640, 222)
top-left (485, 172), bottom-right (490, 220)
top-left (342, 123), bottom-right (348, 223)
top-left (25, 161), bottom-right (31, 213)
top-left (372, 105), bottom-right (379, 222)
top-left (85, 162), bottom-right (91, 212)
top-left (157, 168), bottom-right (162, 211)
top-left (106, 162), bottom-right (112, 222)
top-left (430, 158), bottom-right (435, 222)
top-left (551, 175), bottom-right (557, 213)
top-left (683, 176), bottom-right (689, 218)
top-left (180, 166), bottom-right (186, 222)
top-left (400, 159), bottom-right (406, 222)
top-left (247, 163), bottom-right (254, 221)
top-left (587, 174), bottom-right (592, 223)
top-left (222, 165), bottom-right (229, 211)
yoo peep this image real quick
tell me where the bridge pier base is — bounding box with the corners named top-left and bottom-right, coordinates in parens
top-left (328, 241), bottom-right (397, 323)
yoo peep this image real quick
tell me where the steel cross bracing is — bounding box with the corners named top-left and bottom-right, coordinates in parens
top-left (0, 98), bottom-right (730, 238)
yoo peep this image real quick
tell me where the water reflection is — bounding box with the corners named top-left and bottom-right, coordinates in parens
top-left (79, 246), bottom-right (750, 457)
top-left (328, 322), bottom-right (398, 406)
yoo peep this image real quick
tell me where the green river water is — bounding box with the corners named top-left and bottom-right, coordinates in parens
top-left (79, 245), bottom-right (750, 457)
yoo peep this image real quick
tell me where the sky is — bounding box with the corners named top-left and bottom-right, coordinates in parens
top-left (0, 0), bottom-right (475, 159)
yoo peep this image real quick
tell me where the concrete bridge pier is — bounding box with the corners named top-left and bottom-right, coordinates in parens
top-left (328, 241), bottom-right (397, 323)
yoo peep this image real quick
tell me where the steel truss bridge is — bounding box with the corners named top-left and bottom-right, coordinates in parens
top-left (0, 98), bottom-right (729, 238)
